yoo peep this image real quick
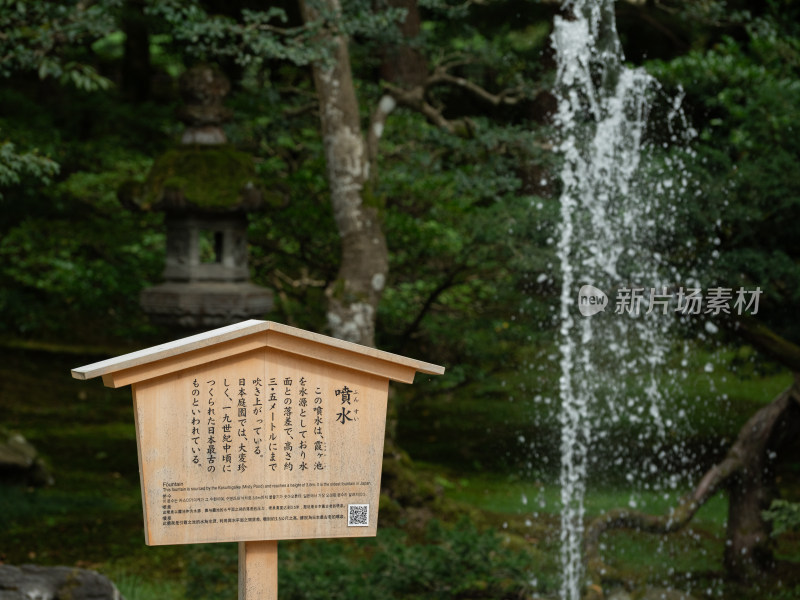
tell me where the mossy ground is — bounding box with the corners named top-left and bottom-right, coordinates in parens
top-left (0, 344), bottom-right (797, 599)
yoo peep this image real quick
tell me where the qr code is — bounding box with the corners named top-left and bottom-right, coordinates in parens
top-left (347, 504), bottom-right (369, 527)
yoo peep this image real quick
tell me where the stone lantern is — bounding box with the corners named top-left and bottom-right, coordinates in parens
top-left (122, 64), bottom-right (273, 329)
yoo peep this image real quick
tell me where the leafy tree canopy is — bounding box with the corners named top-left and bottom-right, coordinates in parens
top-left (0, 0), bottom-right (797, 412)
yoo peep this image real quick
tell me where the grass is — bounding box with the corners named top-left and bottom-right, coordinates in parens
top-left (1, 342), bottom-right (798, 599)
top-left (111, 573), bottom-right (186, 600)
top-left (398, 339), bottom-right (794, 480)
top-left (440, 469), bottom-right (729, 528)
top-left (422, 466), bottom-right (730, 597)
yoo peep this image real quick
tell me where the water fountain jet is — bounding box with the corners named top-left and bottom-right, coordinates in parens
top-left (550, 2), bottom-right (694, 598)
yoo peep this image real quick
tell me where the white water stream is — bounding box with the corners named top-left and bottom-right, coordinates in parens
top-left (551, 2), bottom-right (694, 598)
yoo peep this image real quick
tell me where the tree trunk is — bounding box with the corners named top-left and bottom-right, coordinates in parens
top-left (723, 318), bottom-right (800, 575)
top-left (121, 0), bottom-right (151, 102)
top-left (379, 0), bottom-right (427, 88)
top-left (583, 377), bottom-right (800, 599)
top-left (725, 462), bottom-right (773, 578)
top-left (721, 381), bottom-right (798, 577)
top-left (300, 0), bottom-right (388, 347)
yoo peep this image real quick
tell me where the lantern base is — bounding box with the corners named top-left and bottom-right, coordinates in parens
top-left (140, 281), bottom-right (273, 329)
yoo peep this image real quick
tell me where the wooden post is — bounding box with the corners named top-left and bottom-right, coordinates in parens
top-left (238, 540), bottom-right (278, 600)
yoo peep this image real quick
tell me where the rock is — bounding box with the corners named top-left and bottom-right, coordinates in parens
top-left (0, 428), bottom-right (53, 486)
top-left (0, 564), bottom-right (124, 600)
top-left (607, 590), bottom-right (633, 600)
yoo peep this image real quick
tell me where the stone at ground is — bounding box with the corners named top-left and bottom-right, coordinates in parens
top-left (0, 565), bottom-right (124, 600)
top-left (0, 428), bottom-right (53, 486)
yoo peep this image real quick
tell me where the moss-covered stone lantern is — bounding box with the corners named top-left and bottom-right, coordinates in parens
top-left (122, 64), bottom-right (273, 329)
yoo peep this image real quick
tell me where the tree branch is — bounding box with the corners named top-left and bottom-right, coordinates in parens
top-left (366, 94), bottom-right (398, 171)
top-left (398, 264), bottom-right (467, 351)
top-left (282, 101), bottom-right (318, 118)
top-left (382, 55), bottom-right (527, 134)
top-left (248, 23), bottom-right (305, 37)
top-left (384, 81), bottom-right (471, 135)
top-left (429, 68), bottom-right (525, 106)
top-left (582, 378), bottom-right (800, 599)
top-left (729, 317), bottom-right (800, 374)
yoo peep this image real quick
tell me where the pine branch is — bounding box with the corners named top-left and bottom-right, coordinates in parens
top-left (429, 68), bottom-right (524, 106)
top-left (384, 81), bottom-right (471, 135)
top-left (383, 59), bottom-right (525, 134)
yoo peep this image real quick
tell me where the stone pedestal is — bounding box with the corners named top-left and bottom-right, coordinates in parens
top-left (140, 281), bottom-right (273, 329)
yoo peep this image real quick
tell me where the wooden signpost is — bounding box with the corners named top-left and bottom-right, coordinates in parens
top-left (72, 320), bottom-right (444, 599)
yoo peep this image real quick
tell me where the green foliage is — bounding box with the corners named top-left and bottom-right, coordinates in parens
top-left (1, 1), bottom-right (799, 597)
top-left (3, 344), bottom-right (797, 600)
top-left (224, 80), bottom-right (339, 332)
top-left (647, 3), bottom-right (800, 340)
top-left (144, 0), bottom-right (413, 74)
top-left (183, 520), bottom-right (534, 600)
top-left (375, 110), bottom-right (557, 387)
top-left (0, 82), bottom-right (171, 339)
top-left (0, 0), bottom-right (119, 89)
top-left (144, 1), bottom-right (327, 67)
top-left (764, 500), bottom-right (800, 537)
top-left (112, 574), bottom-right (185, 600)
top-left (0, 138), bottom-right (59, 199)
top-left (184, 543), bottom-right (238, 600)
top-left (0, 164), bottom-right (165, 339)
top-left (0, 0), bottom-right (558, 360)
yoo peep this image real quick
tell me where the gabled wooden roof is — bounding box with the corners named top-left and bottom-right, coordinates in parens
top-left (72, 320), bottom-right (445, 388)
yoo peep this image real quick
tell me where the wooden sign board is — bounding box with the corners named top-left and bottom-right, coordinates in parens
top-left (72, 320), bottom-right (444, 547)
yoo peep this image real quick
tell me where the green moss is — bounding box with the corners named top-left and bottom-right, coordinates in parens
top-left (361, 181), bottom-right (385, 211)
top-left (329, 278), bottom-right (347, 302)
top-left (144, 146), bottom-right (258, 210)
top-left (329, 277), bottom-right (372, 306)
top-left (380, 439), bottom-right (481, 532)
